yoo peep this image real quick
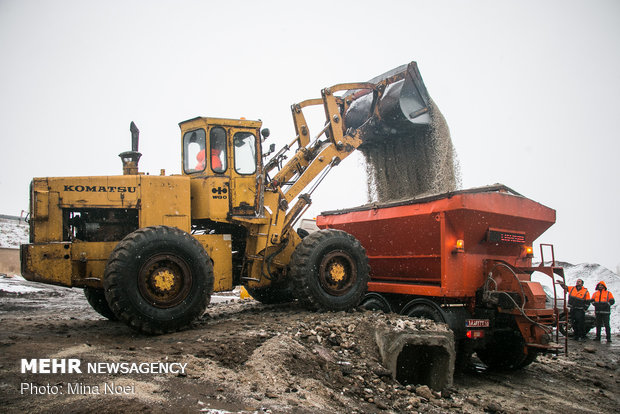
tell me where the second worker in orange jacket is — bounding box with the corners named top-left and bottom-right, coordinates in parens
top-left (591, 281), bottom-right (615, 343)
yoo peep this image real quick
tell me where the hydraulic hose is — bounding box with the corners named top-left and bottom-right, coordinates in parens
top-left (486, 262), bottom-right (553, 334)
top-left (262, 238), bottom-right (289, 281)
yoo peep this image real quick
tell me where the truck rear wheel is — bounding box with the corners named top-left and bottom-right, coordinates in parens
top-left (84, 287), bottom-right (117, 321)
top-left (103, 226), bottom-right (214, 335)
top-left (290, 229), bottom-right (369, 311)
top-left (403, 303), bottom-right (446, 322)
top-left (360, 293), bottom-right (392, 313)
top-left (476, 330), bottom-right (534, 370)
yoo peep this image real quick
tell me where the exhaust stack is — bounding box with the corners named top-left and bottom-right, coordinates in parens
top-left (119, 121), bottom-right (142, 175)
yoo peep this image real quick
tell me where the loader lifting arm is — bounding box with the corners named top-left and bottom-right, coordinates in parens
top-left (269, 82), bottom-right (377, 231)
top-left (267, 62), bottom-right (431, 236)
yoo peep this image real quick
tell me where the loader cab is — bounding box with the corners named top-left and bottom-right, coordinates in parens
top-left (179, 117), bottom-right (263, 220)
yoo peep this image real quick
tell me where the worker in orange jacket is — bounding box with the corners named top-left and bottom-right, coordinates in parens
top-left (560, 279), bottom-right (591, 341)
top-left (591, 281), bottom-right (615, 343)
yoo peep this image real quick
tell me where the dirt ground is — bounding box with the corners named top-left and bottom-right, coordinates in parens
top-left (1, 277), bottom-right (619, 414)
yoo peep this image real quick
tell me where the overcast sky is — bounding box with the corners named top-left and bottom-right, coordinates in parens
top-left (1, 0), bottom-right (618, 271)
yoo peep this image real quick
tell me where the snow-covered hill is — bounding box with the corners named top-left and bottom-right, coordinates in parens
top-left (563, 262), bottom-right (619, 333)
top-left (533, 261), bottom-right (620, 333)
top-left (0, 216), bottom-right (28, 249)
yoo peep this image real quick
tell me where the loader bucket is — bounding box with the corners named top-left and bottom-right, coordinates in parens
top-left (345, 62), bottom-right (432, 144)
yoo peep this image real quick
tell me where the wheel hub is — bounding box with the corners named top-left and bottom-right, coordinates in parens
top-left (153, 269), bottom-right (176, 292)
top-left (329, 263), bottom-right (346, 282)
top-left (138, 254), bottom-right (192, 308)
top-left (319, 250), bottom-right (356, 296)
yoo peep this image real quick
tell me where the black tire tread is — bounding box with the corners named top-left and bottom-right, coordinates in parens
top-left (104, 226), bottom-right (213, 335)
top-left (289, 229), bottom-right (369, 311)
top-left (83, 287), bottom-right (117, 321)
top-left (476, 330), bottom-right (530, 371)
top-left (404, 303), bottom-right (445, 322)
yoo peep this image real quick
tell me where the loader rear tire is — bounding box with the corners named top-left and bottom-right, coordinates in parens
top-left (84, 287), bottom-right (117, 321)
top-left (290, 229), bottom-right (369, 311)
top-left (103, 226), bottom-right (213, 335)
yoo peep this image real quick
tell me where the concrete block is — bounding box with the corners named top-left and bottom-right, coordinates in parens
top-left (375, 325), bottom-right (455, 391)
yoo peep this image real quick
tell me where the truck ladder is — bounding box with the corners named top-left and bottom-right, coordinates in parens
top-left (539, 243), bottom-right (569, 356)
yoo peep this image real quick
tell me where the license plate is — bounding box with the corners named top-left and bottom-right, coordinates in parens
top-left (465, 319), bottom-right (490, 328)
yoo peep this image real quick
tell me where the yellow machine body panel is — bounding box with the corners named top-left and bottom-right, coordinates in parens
top-left (21, 242), bottom-right (74, 286)
top-left (194, 234), bottom-right (233, 292)
top-left (189, 176), bottom-right (231, 222)
top-left (29, 175), bottom-right (191, 243)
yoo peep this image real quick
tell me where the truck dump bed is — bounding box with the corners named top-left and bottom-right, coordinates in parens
top-left (317, 184), bottom-right (556, 299)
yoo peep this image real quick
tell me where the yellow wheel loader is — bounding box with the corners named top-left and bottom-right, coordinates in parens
top-left (21, 62), bottom-right (432, 334)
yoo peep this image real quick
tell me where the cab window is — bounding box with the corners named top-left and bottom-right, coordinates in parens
top-left (233, 132), bottom-right (256, 175)
top-left (210, 127), bottom-right (227, 173)
top-left (183, 129), bottom-right (206, 174)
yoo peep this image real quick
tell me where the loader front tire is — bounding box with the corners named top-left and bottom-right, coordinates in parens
top-left (290, 229), bottom-right (369, 311)
top-left (103, 226), bottom-right (213, 335)
top-left (84, 287), bottom-right (117, 321)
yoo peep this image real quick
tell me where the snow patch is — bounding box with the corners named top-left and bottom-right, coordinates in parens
top-left (0, 217), bottom-right (28, 249)
top-left (0, 275), bottom-right (42, 293)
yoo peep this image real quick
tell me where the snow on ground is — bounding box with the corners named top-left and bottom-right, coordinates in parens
top-left (0, 217), bottom-right (28, 249)
top-left (0, 274), bottom-right (43, 293)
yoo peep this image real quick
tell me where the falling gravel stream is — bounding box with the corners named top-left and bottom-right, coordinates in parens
top-left (360, 99), bottom-right (461, 202)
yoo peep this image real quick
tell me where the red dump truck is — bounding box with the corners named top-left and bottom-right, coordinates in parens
top-left (317, 184), bottom-right (566, 369)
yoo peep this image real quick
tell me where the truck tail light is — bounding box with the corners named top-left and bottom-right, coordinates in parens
top-left (466, 330), bottom-right (484, 339)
